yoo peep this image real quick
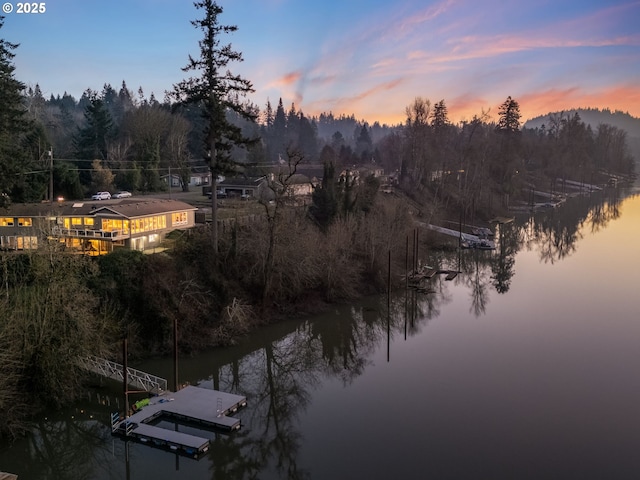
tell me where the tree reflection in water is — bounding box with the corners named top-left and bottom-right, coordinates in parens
top-left (491, 220), bottom-right (521, 293)
top-left (204, 288), bottom-right (457, 479)
top-left (525, 188), bottom-right (623, 264)
top-left (6, 407), bottom-right (115, 480)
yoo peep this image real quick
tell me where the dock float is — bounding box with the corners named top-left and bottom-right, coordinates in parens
top-left (112, 385), bottom-right (247, 458)
top-left (444, 271), bottom-right (458, 281)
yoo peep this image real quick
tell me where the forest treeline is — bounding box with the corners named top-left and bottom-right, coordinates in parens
top-left (5, 80), bottom-right (637, 210)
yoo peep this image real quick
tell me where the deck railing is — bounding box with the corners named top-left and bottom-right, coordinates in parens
top-left (52, 227), bottom-right (129, 239)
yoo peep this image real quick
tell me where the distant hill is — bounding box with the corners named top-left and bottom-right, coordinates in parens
top-left (524, 108), bottom-right (640, 165)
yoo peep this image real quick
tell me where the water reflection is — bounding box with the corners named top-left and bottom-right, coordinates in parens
top-left (491, 220), bottom-right (521, 293)
top-left (2, 405), bottom-right (116, 480)
top-left (524, 187), bottom-right (623, 264)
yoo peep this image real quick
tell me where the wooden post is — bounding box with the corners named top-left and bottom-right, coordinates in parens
top-left (405, 235), bottom-right (408, 289)
top-left (173, 317), bottom-right (179, 392)
top-left (123, 337), bottom-right (129, 418)
top-left (387, 250), bottom-right (391, 312)
top-left (416, 228), bottom-right (419, 270)
top-left (387, 249), bottom-right (391, 362)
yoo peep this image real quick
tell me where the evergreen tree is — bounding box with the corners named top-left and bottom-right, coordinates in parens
top-left (298, 113), bottom-right (318, 160)
top-left (430, 99), bottom-right (454, 196)
top-left (118, 80), bottom-right (134, 113)
top-left (101, 83), bottom-right (118, 122)
top-left (264, 99), bottom-right (274, 128)
top-left (172, 0), bottom-right (256, 253)
top-left (25, 83), bottom-right (46, 120)
top-left (495, 96), bottom-right (522, 202)
top-left (271, 98), bottom-right (287, 161)
top-left (286, 102), bottom-right (300, 148)
top-left (355, 124), bottom-right (373, 161)
top-left (0, 17), bottom-right (33, 205)
top-left (309, 146), bottom-right (339, 230)
top-left (496, 96), bottom-right (521, 133)
top-left (331, 130), bottom-right (345, 152)
top-left (74, 92), bottom-right (113, 161)
top-left (73, 92), bottom-right (114, 193)
top-left (431, 99), bottom-right (449, 130)
top-left (402, 97), bottom-right (432, 187)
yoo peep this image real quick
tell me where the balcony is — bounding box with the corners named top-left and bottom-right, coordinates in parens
top-left (52, 226), bottom-right (130, 240)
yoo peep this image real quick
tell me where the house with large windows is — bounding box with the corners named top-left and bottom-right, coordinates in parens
top-left (0, 198), bottom-right (197, 255)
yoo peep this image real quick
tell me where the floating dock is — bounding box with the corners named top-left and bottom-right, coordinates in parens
top-left (444, 271), bottom-right (458, 281)
top-left (421, 223), bottom-right (496, 250)
top-left (112, 385), bottom-right (247, 458)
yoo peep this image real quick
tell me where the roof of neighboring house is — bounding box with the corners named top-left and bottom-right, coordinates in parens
top-left (282, 173), bottom-right (312, 185)
top-left (358, 164), bottom-right (385, 175)
top-left (220, 176), bottom-right (264, 187)
top-left (258, 164), bottom-right (324, 177)
top-left (1, 199), bottom-right (197, 219)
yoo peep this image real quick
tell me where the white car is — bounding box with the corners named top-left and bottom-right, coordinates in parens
top-left (91, 191), bottom-right (111, 200)
top-left (113, 191), bottom-right (132, 199)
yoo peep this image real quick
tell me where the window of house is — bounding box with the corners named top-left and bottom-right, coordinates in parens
top-left (18, 217), bottom-right (32, 227)
top-left (16, 236), bottom-right (38, 250)
top-left (101, 219), bottom-right (122, 232)
top-left (172, 212), bottom-right (188, 226)
top-left (0, 217), bottom-right (14, 227)
top-left (71, 217), bottom-right (82, 226)
top-left (2, 236), bottom-right (16, 248)
top-left (128, 215), bottom-right (166, 234)
top-left (84, 218), bottom-right (94, 226)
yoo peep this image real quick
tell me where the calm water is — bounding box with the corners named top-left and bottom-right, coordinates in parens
top-left (2, 186), bottom-right (640, 480)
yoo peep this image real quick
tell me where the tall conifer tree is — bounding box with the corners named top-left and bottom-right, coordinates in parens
top-left (172, 0), bottom-right (255, 253)
top-left (0, 17), bottom-right (30, 205)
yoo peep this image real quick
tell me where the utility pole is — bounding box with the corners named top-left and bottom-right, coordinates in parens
top-left (48, 147), bottom-right (54, 203)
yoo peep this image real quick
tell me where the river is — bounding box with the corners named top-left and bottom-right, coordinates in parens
top-left (1, 184), bottom-right (639, 479)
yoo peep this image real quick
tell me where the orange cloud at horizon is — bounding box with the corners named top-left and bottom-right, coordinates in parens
top-left (307, 83), bottom-right (640, 127)
top-left (515, 84), bottom-right (640, 122)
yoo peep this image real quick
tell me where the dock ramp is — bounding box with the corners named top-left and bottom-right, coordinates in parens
top-left (79, 356), bottom-right (168, 394)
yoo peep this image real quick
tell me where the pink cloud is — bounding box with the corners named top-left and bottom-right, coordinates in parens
top-left (266, 70), bottom-right (302, 89)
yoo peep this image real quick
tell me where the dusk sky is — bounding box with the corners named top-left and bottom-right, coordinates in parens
top-left (3, 0), bottom-right (639, 125)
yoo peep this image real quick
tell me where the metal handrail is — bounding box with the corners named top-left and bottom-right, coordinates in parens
top-left (79, 355), bottom-right (167, 393)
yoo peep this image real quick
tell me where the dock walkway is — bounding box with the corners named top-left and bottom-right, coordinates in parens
top-left (112, 385), bottom-right (247, 458)
top-left (79, 355), bottom-right (167, 394)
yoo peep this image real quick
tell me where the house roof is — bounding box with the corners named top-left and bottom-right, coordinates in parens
top-left (1, 199), bottom-right (196, 219)
top-left (258, 164), bottom-right (324, 178)
top-left (220, 176), bottom-right (263, 187)
top-left (283, 173), bottom-right (312, 184)
top-left (92, 199), bottom-right (197, 218)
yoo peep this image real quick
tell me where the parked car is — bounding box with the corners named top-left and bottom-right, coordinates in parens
top-left (113, 191), bottom-right (132, 199)
top-left (206, 190), bottom-right (227, 199)
top-left (91, 191), bottom-right (111, 200)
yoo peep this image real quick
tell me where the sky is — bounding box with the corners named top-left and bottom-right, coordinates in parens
top-left (2, 0), bottom-right (639, 126)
